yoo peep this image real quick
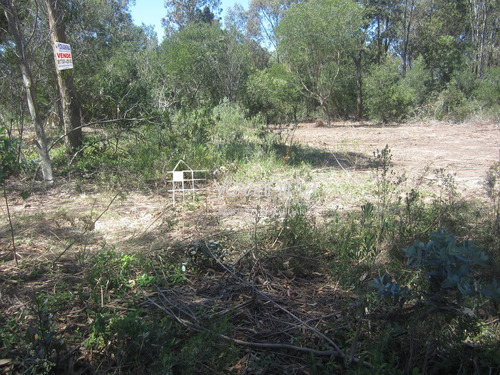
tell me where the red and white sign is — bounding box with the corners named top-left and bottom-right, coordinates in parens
top-left (55, 42), bottom-right (73, 70)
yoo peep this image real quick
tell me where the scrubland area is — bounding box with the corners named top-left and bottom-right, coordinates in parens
top-left (1, 0), bottom-right (499, 373)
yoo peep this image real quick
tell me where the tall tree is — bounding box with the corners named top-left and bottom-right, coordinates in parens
top-left (246, 0), bottom-right (298, 53)
top-left (353, 50), bottom-right (363, 121)
top-left (162, 0), bottom-right (221, 36)
top-left (1, 0), bottom-right (53, 181)
top-left (363, 0), bottom-right (402, 64)
top-left (467, 0), bottom-right (497, 77)
top-left (408, 0), bottom-right (468, 90)
top-left (276, 0), bottom-right (363, 125)
top-left (45, 0), bottom-right (83, 151)
top-left (63, 0), bottom-right (152, 122)
top-left (148, 23), bottom-right (250, 111)
top-left (401, 0), bottom-right (415, 77)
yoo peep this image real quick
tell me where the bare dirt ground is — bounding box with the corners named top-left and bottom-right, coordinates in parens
top-left (294, 120), bottom-right (499, 197)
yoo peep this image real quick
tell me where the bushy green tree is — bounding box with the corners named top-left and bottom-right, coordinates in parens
top-left (276, 0), bottom-right (363, 125)
top-left (408, 0), bottom-right (468, 91)
top-left (146, 23), bottom-right (250, 113)
top-left (162, 0), bottom-right (221, 36)
top-left (474, 67), bottom-right (500, 115)
top-left (65, 0), bottom-right (154, 122)
top-left (365, 58), bottom-right (412, 122)
top-left (246, 63), bottom-right (302, 123)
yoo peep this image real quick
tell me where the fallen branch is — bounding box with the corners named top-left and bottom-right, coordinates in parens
top-left (143, 287), bottom-right (373, 369)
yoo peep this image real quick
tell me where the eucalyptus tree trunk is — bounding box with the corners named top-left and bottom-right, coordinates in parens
top-left (45, 0), bottom-right (83, 151)
top-left (2, 0), bottom-right (53, 182)
top-left (354, 51), bottom-right (362, 121)
top-left (401, 0), bottom-right (414, 78)
top-left (468, 0), bottom-right (491, 77)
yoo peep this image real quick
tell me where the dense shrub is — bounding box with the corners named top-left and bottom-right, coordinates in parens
top-left (0, 128), bottom-right (21, 183)
top-left (364, 58), bottom-right (412, 122)
top-left (474, 67), bottom-right (500, 119)
top-left (246, 64), bottom-right (302, 124)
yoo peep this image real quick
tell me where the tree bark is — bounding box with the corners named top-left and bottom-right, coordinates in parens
top-left (2, 0), bottom-right (53, 182)
top-left (354, 51), bottom-right (363, 122)
top-left (478, 1), bottom-right (488, 77)
top-left (319, 97), bottom-right (331, 126)
top-left (45, 0), bottom-right (83, 151)
top-left (401, 0), bottom-right (414, 77)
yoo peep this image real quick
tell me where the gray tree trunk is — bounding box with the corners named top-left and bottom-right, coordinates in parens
top-left (354, 51), bottom-right (363, 121)
top-left (2, 0), bottom-right (53, 182)
top-left (45, 0), bottom-right (83, 151)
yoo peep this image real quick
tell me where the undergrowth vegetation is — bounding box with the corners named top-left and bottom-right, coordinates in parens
top-left (1, 117), bottom-right (499, 374)
top-left (1, 0), bottom-right (499, 372)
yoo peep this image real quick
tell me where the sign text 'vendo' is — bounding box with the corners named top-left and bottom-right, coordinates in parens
top-left (55, 42), bottom-right (73, 70)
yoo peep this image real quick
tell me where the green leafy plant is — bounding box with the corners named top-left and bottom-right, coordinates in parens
top-left (0, 127), bottom-right (21, 183)
top-left (370, 274), bottom-right (409, 305)
top-left (365, 58), bottom-right (413, 123)
top-left (22, 295), bottom-right (66, 375)
top-left (404, 229), bottom-right (490, 300)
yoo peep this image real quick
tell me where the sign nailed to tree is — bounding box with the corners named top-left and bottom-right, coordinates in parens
top-left (55, 42), bottom-right (73, 70)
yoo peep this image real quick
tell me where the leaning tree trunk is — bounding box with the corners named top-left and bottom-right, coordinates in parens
top-left (319, 97), bottom-right (331, 126)
top-left (45, 0), bottom-right (83, 151)
top-left (2, 0), bottom-right (53, 182)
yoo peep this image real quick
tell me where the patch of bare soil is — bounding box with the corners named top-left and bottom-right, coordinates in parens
top-left (293, 120), bottom-right (499, 197)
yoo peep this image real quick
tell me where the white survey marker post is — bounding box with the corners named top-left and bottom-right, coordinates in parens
top-left (55, 42), bottom-right (73, 70)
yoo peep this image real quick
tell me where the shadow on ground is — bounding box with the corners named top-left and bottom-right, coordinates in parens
top-left (273, 143), bottom-right (376, 170)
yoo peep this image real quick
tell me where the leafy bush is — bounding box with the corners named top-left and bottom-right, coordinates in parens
top-left (246, 63), bottom-right (302, 124)
top-left (0, 127), bottom-right (21, 183)
top-left (211, 99), bottom-right (263, 145)
top-left (434, 78), bottom-right (477, 122)
top-left (365, 58), bottom-right (412, 122)
top-left (474, 67), bottom-right (500, 108)
top-left (401, 56), bottom-right (431, 108)
top-left (404, 229), bottom-right (494, 301)
top-left (370, 274), bottom-right (409, 305)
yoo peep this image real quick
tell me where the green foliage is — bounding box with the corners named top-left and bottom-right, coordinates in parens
top-left (474, 67), bottom-right (500, 118)
top-left (404, 229), bottom-right (491, 300)
top-left (401, 56), bottom-right (432, 108)
top-left (86, 308), bottom-right (236, 374)
top-left (0, 128), bottom-right (21, 183)
top-left (211, 99), bottom-right (263, 144)
top-left (147, 23), bottom-right (250, 113)
top-left (276, 0), bottom-right (363, 124)
top-left (484, 162), bottom-right (500, 214)
top-left (22, 296), bottom-right (65, 375)
top-left (246, 63), bottom-right (302, 123)
top-left (408, 0), bottom-right (468, 92)
top-left (433, 70), bottom-right (480, 122)
top-left (86, 310), bottom-right (179, 371)
top-left (188, 240), bottom-right (227, 270)
top-left (372, 145), bottom-right (395, 211)
top-left (278, 201), bottom-right (326, 276)
top-left (84, 47), bottom-right (150, 121)
top-left (370, 275), bottom-right (409, 305)
top-left (482, 162), bottom-right (500, 265)
top-left (365, 59), bottom-right (412, 122)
